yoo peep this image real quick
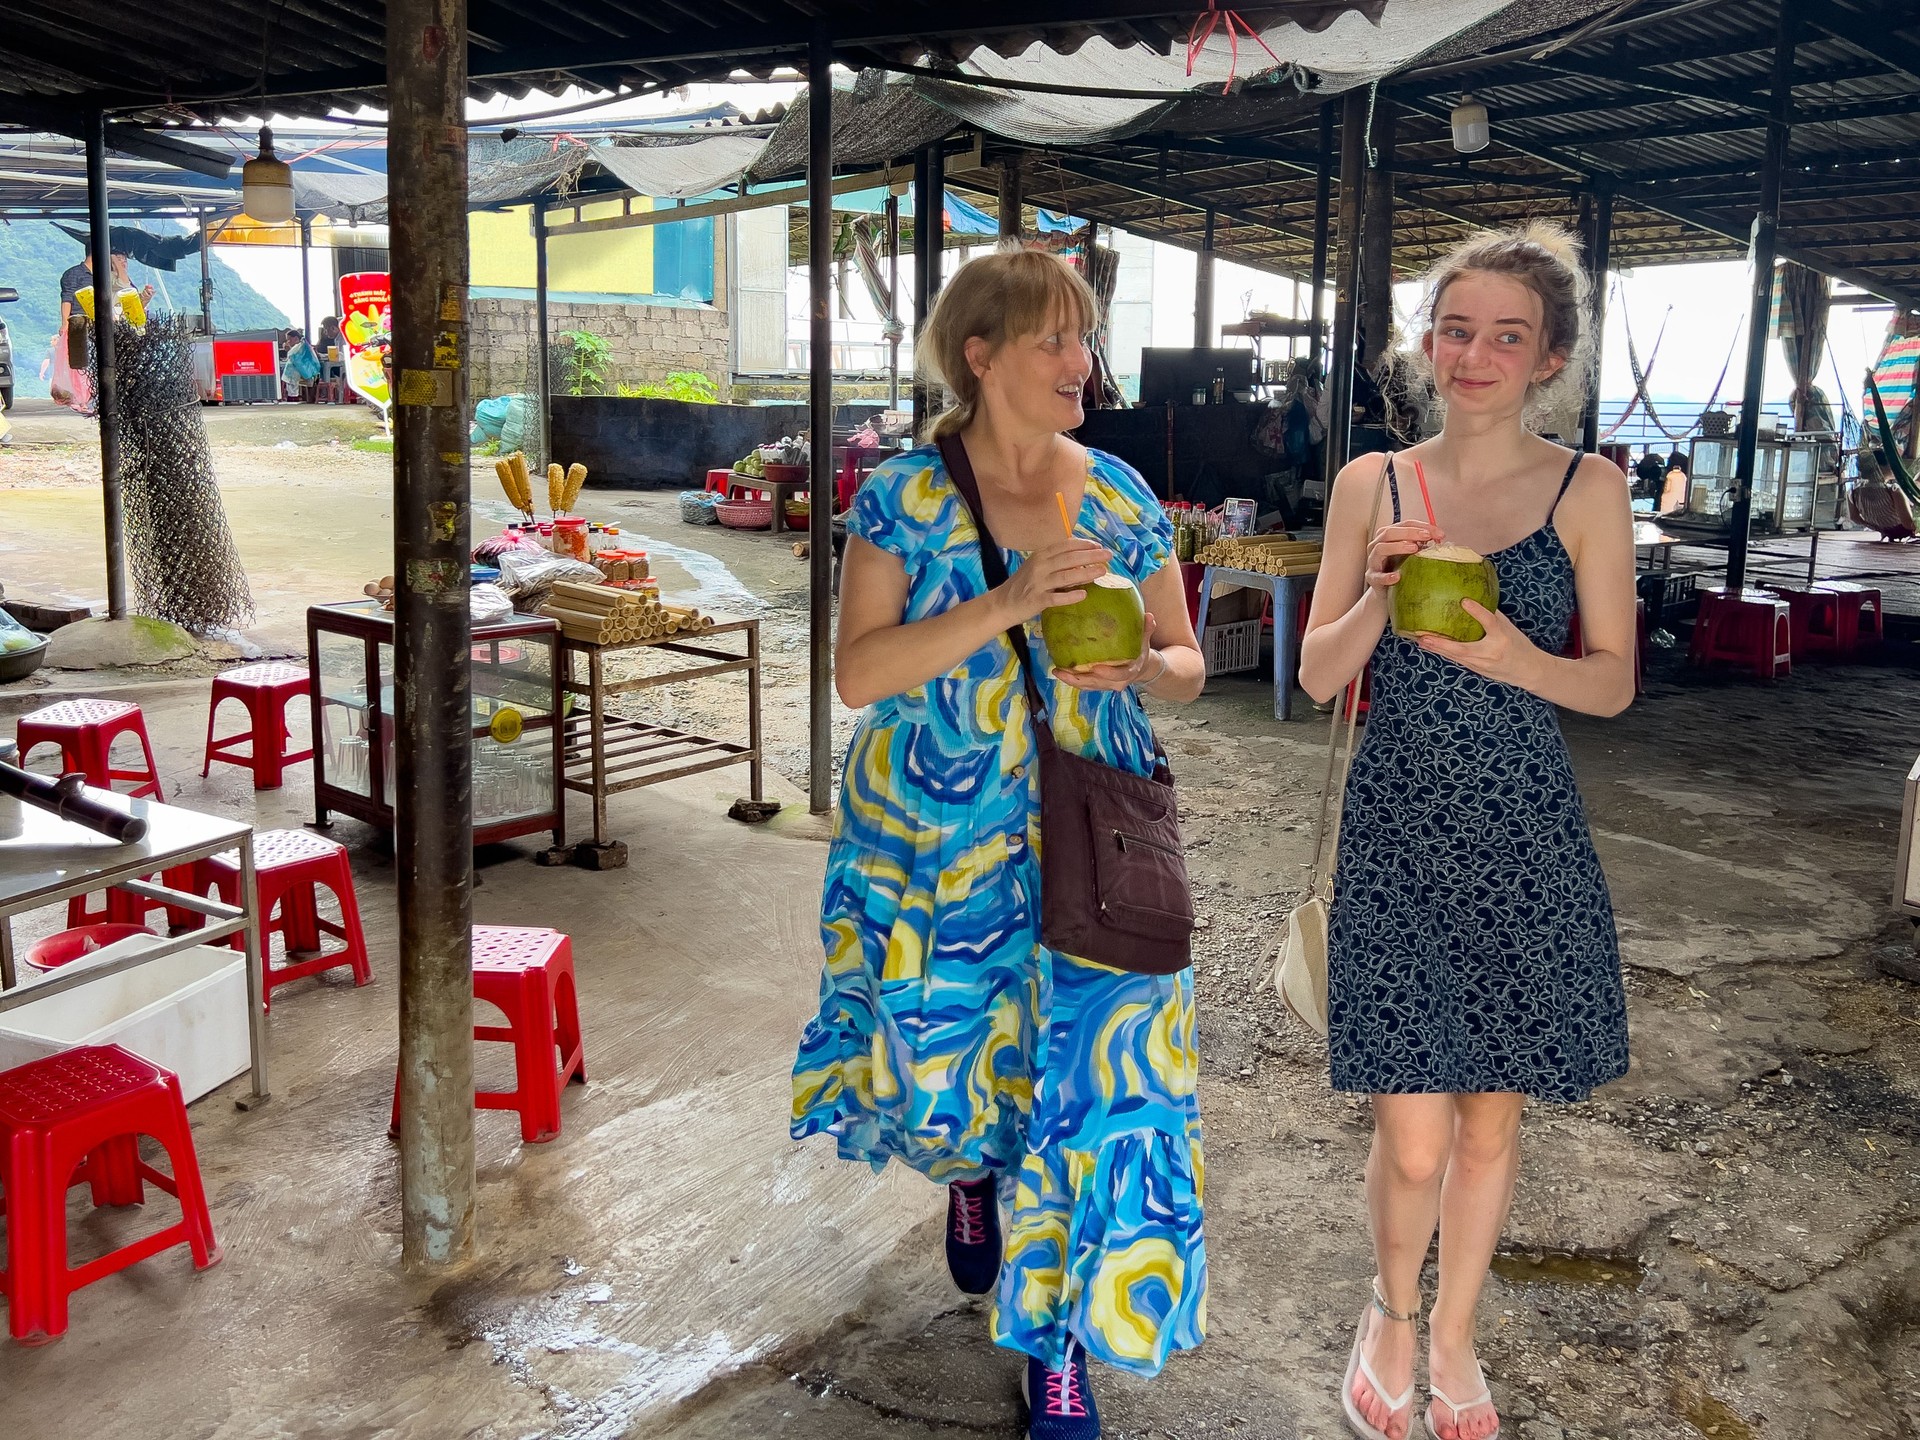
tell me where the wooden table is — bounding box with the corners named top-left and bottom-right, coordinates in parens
top-left (556, 618), bottom-right (764, 853)
top-left (728, 472), bottom-right (809, 535)
top-left (0, 789), bottom-right (268, 1104)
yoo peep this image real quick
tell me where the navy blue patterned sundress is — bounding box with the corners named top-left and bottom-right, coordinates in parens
top-left (1327, 452), bottom-right (1629, 1103)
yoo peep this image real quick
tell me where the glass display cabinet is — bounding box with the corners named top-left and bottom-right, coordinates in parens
top-left (1683, 434), bottom-right (1821, 534)
top-left (306, 601), bottom-right (563, 847)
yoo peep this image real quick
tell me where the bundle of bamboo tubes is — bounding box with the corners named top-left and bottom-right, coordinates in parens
top-left (539, 581), bottom-right (717, 645)
top-left (1193, 535), bottom-right (1323, 577)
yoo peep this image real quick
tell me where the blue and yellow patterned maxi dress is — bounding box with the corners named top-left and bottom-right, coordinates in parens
top-left (791, 444), bottom-right (1206, 1379)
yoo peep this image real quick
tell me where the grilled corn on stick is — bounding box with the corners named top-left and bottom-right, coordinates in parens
top-left (562, 462), bottom-right (588, 512)
top-left (508, 451), bottom-right (532, 511)
top-left (548, 463), bottom-right (566, 514)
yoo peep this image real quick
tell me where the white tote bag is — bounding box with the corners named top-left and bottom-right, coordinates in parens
top-left (1274, 462), bottom-right (1388, 1038)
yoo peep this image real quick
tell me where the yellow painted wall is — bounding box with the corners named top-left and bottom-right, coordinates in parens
top-left (468, 200), bottom-right (656, 295)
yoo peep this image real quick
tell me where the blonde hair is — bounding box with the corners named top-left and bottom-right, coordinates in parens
top-left (919, 246), bottom-right (1100, 441)
top-left (1392, 219), bottom-right (1594, 433)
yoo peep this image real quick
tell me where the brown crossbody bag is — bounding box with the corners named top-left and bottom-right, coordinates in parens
top-left (939, 434), bottom-right (1194, 975)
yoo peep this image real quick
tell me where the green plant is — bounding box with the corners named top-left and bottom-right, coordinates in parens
top-left (558, 328), bottom-right (614, 395)
top-left (617, 370), bottom-right (720, 404)
top-left (1865, 370), bottom-right (1920, 505)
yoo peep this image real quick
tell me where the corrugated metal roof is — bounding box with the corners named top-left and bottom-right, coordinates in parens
top-left (0, 2), bottom-right (1380, 124)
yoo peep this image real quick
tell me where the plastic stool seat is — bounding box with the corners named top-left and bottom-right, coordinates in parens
top-left (1690, 587), bottom-right (1791, 679)
top-left (389, 925), bottom-right (585, 1144)
top-left (0, 1045), bottom-right (219, 1345)
top-left (16, 701), bottom-right (166, 927)
top-left (204, 829), bottom-right (372, 1010)
top-left (203, 662), bottom-right (313, 790)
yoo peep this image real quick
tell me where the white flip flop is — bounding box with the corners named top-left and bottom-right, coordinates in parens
top-left (1342, 1283), bottom-right (1422, 1440)
top-left (1427, 1370), bottom-right (1500, 1440)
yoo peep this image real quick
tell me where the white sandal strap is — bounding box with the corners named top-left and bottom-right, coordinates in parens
top-left (1430, 1380), bottom-right (1494, 1417)
top-left (1356, 1348), bottom-right (1415, 1414)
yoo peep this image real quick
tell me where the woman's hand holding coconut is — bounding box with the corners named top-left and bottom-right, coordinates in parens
top-left (1413, 598), bottom-right (1541, 687)
top-left (1053, 611), bottom-right (1161, 693)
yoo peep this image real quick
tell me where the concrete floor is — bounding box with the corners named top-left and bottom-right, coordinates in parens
top-left (0, 675), bottom-right (933, 1439)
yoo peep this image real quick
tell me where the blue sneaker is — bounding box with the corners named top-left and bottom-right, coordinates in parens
top-left (944, 1177), bottom-right (1001, 1294)
top-left (1023, 1341), bottom-right (1100, 1440)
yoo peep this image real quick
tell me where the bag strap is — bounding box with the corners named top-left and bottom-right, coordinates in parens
top-left (937, 433), bottom-right (1060, 757)
top-left (1304, 455), bottom-right (1392, 892)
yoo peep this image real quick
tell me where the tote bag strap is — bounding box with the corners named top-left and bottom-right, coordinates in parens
top-left (1304, 455), bottom-right (1393, 893)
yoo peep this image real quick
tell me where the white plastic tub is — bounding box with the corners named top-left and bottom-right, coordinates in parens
top-left (0, 940), bottom-right (250, 1103)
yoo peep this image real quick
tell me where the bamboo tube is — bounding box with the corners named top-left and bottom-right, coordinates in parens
top-left (540, 603), bottom-right (620, 629)
top-left (551, 582), bottom-right (626, 610)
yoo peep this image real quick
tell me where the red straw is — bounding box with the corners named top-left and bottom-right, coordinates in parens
top-left (1411, 460), bottom-right (1438, 528)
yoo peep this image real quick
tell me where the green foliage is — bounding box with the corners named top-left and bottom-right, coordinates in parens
top-left (1864, 370), bottom-right (1920, 505)
top-left (557, 328), bottom-right (613, 395)
top-left (617, 370), bottom-right (719, 403)
top-left (351, 436), bottom-right (394, 455)
top-left (0, 219), bottom-right (290, 400)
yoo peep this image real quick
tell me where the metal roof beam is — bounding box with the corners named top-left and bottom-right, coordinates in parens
top-left (1529, 91), bottom-right (1920, 149)
top-left (1802, 0), bottom-right (1920, 86)
top-left (1629, 143), bottom-right (1915, 184)
top-left (1397, 95), bottom-right (1920, 311)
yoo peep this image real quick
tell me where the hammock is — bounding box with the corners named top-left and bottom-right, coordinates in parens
top-left (1612, 289), bottom-right (1741, 445)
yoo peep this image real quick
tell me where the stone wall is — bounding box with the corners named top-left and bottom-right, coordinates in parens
top-left (468, 297), bottom-right (733, 402)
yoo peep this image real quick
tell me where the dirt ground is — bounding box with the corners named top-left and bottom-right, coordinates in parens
top-left (2, 406), bottom-right (1918, 1440)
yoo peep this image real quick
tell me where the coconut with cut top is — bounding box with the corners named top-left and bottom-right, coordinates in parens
top-left (1391, 542), bottom-right (1500, 643)
top-left (1042, 573), bottom-right (1146, 670)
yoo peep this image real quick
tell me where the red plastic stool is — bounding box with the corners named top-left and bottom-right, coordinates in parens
top-left (389, 925), bottom-right (585, 1144)
top-left (15, 700), bottom-right (165, 801)
top-left (202, 662), bottom-right (312, 790)
top-left (204, 830), bottom-right (372, 1010)
top-left (17, 700), bottom-right (166, 926)
top-left (1690, 587), bottom-right (1791, 679)
top-left (703, 468), bottom-right (733, 496)
top-left (0, 1045), bottom-right (220, 1344)
top-left (1820, 582), bottom-right (1884, 653)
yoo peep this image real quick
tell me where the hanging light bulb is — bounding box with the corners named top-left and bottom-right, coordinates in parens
top-left (1450, 94), bottom-right (1491, 154)
top-left (242, 126), bottom-right (295, 223)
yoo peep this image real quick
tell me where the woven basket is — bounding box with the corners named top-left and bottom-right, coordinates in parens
top-left (1699, 407), bottom-right (1732, 438)
top-left (715, 498), bottom-right (773, 530)
top-left (679, 490), bottom-right (720, 525)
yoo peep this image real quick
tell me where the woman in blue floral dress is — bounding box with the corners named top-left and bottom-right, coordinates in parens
top-left (1299, 224), bottom-right (1637, 1440)
top-left (792, 249), bottom-right (1208, 1440)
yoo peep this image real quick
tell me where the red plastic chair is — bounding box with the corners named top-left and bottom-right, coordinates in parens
top-left (16, 700), bottom-right (166, 925)
top-left (0, 1045), bottom-right (220, 1345)
top-left (1690, 588), bottom-right (1791, 680)
top-left (389, 926), bottom-right (585, 1144)
top-left (202, 662), bottom-right (313, 790)
top-left (203, 830), bottom-right (372, 1010)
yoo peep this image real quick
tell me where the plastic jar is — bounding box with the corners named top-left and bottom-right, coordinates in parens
top-left (552, 516), bottom-right (590, 562)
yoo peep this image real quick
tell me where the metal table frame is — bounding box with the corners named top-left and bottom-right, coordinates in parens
top-left (557, 617), bottom-right (764, 847)
top-left (1195, 566), bottom-right (1308, 721)
top-left (0, 790), bottom-right (268, 1105)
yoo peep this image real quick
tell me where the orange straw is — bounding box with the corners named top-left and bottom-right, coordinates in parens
top-left (1054, 491), bottom-right (1075, 539)
top-left (1411, 459), bottom-right (1438, 527)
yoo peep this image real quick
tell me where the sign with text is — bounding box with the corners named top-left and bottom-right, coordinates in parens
top-left (336, 271), bottom-right (392, 416)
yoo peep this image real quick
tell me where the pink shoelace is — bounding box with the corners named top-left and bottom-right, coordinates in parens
top-left (1043, 1350), bottom-right (1088, 1418)
top-left (950, 1184), bottom-right (987, 1246)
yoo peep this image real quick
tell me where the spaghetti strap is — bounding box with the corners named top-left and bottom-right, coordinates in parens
top-left (1384, 456), bottom-right (1402, 524)
top-left (1545, 451), bottom-right (1581, 524)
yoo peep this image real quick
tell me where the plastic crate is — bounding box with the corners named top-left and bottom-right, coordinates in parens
top-left (1203, 618), bottom-right (1263, 676)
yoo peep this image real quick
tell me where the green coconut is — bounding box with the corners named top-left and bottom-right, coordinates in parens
top-left (1392, 542), bottom-right (1500, 642)
top-left (1042, 573), bottom-right (1146, 669)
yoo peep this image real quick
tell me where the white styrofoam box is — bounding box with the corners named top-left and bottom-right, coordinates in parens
top-left (0, 941), bottom-right (249, 1103)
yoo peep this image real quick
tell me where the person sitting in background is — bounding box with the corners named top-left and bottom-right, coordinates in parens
top-left (1659, 450), bottom-right (1689, 515)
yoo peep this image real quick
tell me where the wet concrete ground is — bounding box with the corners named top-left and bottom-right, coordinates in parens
top-left (2, 414), bottom-right (1918, 1438)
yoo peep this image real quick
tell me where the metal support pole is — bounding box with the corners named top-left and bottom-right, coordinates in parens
top-left (1580, 180), bottom-right (1613, 454)
top-left (1194, 209), bottom-right (1216, 350)
top-left (926, 144), bottom-right (946, 303)
top-left (533, 202), bottom-right (552, 469)
top-left (808, 31), bottom-right (835, 815)
top-left (1360, 101), bottom-right (1396, 376)
top-left (1309, 104), bottom-right (1334, 376)
top-left (388, 0), bottom-right (476, 1271)
top-left (885, 191), bottom-right (901, 410)
top-left (86, 113), bottom-right (126, 622)
top-left (912, 147), bottom-right (935, 433)
top-left (1325, 90), bottom-right (1369, 479)
top-left (1727, 9), bottom-right (1797, 594)
top-left (998, 158), bottom-right (1023, 241)
top-left (197, 206), bottom-right (214, 336)
top-left (299, 215), bottom-right (314, 341)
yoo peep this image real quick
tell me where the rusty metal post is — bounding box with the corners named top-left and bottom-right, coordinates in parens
top-left (808, 29), bottom-right (835, 815)
top-left (197, 206), bottom-right (214, 336)
top-left (1359, 99), bottom-right (1396, 377)
top-left (1580, 180), bottom-right (1613, 453)
top-left (388, 0), bottom-right (476, 1270)
top-left (533, 201), bottom-right (552, 469)
top-left (86, 113), bottom-right (126, 622)
top-left (299, 215), bottom-right (314, 342)
top-left (1325, 90), bottom-right (1370, 478)
top-left (998, 157), bottom-right (1023, 240)
top-left (912, 147), bottom-right (934, 433)
top-left (1309, 104), bottom-right (1334, 377)
top-left (1726, 7), bottom-right (1797, 594)
top-left (1194, 208), bottom-right (1216, 350)
top-left (926, 143), bottom-right (946, 303)
top-left (885, 190), bottom-right (901, 411)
